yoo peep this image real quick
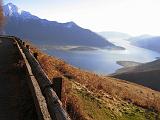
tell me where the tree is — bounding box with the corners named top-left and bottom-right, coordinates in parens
top-left (0, 0), bottom-right (4, 34)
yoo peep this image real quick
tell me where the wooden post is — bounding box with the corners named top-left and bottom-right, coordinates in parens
top-left (19, 40), bottom-right (22, 43)
top-left (52, 77), bottom-right (62, 100)
top-left (26, 45), bottom-right (30, 50)
top-left (33, 52), bottom-right (38, 59)
top-left (22, 42), bottom-right (25, 45)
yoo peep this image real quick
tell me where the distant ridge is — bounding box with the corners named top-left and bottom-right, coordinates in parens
top-left (130, 36), bottom-right (160, 53)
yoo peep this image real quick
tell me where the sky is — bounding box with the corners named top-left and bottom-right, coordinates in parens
top-left (3, 0), bottom-right (160, 36)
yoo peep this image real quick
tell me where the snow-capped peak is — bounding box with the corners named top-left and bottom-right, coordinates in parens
top-left (18, 8), bottom-right (23, 15)
top-left (8, 4), bottom-right (12, 15)
top-left (3, 3), bottom-right (19, 16)
top-left (3, 3), bottom-right (39, 20)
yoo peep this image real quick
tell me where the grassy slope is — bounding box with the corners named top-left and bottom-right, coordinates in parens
top-left (28, 43), bottom-right (160, 120)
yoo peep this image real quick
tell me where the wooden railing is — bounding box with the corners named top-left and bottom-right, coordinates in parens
top-left (11, 36), bottom-right (71, 120)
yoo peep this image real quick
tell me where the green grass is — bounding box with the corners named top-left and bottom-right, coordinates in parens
top-left (120, 104), bottom-right (157, 120)
top-left (75, 89), bottom-right (116, 120)
top-left (73, 84), bottom-right (160, 120)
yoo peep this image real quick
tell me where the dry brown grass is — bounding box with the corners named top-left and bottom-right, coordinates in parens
top-left (28, 43), bottom-right (160, 113)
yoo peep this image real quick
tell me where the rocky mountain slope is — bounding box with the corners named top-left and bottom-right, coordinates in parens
top-left (3, 3), bottom-right (122, 49)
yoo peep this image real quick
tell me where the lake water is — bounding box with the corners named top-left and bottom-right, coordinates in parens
top-left (40, 39), bottom-right (160, 75)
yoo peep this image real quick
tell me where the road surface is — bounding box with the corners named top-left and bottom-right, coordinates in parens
top-left (0, 37), bottom-right (37, 120)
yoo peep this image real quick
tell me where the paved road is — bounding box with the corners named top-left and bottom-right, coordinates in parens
top-left (0, 38), bottom-right (37, 120)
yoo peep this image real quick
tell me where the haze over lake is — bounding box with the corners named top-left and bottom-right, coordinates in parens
top-left (40, 38), bottom-right (160, 75)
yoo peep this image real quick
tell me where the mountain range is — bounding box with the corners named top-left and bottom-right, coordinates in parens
top-left (4, 2), bottom-right (160, 92)
top-left (129, 36), bottom-right (160, 53)
top-left (99, 31), bottom-right (160, 53)
top-left (3, 3), bottom-right (160, 119)
top-left (3, 3), bottom-right (122, 49)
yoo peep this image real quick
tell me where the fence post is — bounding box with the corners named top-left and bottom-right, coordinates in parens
top-left (26, 45), bottom-right (30, 50)
top-left (19, 40), bottom-right (22, 43)
top-left (52, 77), bottom-right (62, 100)
top-left (22, 42), bottom-right (25, 46)
top-left (33, 52), bottom-right (38, 59)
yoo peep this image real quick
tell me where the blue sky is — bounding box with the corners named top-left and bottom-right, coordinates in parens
top-left (3, 0), bottom-right (160, 36)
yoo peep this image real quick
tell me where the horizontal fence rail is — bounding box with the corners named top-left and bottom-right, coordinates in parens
top-left (9, 36), bottom-right (71, 120)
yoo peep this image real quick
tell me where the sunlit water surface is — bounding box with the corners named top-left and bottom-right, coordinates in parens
top-left (40, 39), bottom-right (160, 75)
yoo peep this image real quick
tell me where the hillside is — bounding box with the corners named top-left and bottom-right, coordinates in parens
top-left (3, 3), bottom-right (123, 50)
top-left (27, 42), bottom-right (160, 120)
top-left (112, 59), bottom-right (160, 91)
top-left (129, 36), bottom-right (160, 53)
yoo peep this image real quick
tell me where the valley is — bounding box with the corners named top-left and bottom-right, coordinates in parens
top-left (2, 2), bottom-right (160, 120)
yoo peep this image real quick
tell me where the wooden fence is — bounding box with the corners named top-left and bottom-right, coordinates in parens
top-left (12, 36), bottom-right (71, 120)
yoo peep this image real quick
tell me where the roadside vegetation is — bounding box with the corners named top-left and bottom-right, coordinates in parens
top-left (28, 42), bottom-right (160, 120)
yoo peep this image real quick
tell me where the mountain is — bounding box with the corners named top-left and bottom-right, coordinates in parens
top-left (3, 3), bottom-right (121, 49)
top-left (99, 31), bottom-right (131, 40)
top-left (112, 59), bottom-right (160, 91)
top-left (129, 35), bottom-right (160, 53)
top-left (3, 3), bottom-right (38, 19)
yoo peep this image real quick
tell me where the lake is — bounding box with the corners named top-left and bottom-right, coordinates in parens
top-left (40, 39), bottom-right (160, 75)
